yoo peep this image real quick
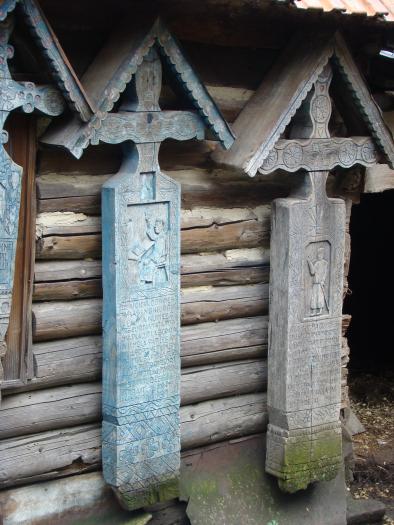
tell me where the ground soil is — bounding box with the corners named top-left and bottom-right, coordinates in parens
top-left (349, 371), bottom-right (394, 524)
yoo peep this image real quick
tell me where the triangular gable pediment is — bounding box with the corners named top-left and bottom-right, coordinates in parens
top-left (212, 31), bottom-right (394, 176)
top-left (1, 0), bottom-right (93, 121)
top-left (42, 17), bottom-right (235, 158)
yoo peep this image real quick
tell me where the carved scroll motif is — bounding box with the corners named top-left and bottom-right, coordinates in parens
top-left (0, 16), bottom-right (64, 392)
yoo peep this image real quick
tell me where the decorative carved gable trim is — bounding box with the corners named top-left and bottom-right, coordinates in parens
top-left (41, 18), bottom-right (235, 158)
top-left (212, 31), bottom-right (394, 176)
top-left (0, 0), bottom-right (17, 21)
top-left (20, 0), bottom-right (93, 122)
top-left (333, 33), bottom-right (394, 168)
top-left (0, 0), bottom-right (92, 121)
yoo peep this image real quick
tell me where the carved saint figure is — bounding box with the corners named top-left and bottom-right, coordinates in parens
top-left (129, 215), bottom-right (168, 285)
top-left (307, 247), bottom-right (328, 316)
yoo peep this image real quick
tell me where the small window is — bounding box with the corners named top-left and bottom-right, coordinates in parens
top-left (1, 113), bottom-right (36, 391)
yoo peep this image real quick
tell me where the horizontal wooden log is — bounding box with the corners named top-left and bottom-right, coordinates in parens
top-left (34, 249), bottom-right (269, 282)
top-left (32, 284), bottom-right (269, 341)
top-left (181, 316), bottom-right (268, 367)
top-left (33, 336), bottom-right (103, 387)
top-left (36, 234), bottom-right (102, 260)
top-left (0, 393), bottom-right (267, 488)
top-left (33, 249), bottom-right (270, 300)
top-left (0, 360), bottom-right (266, 439)
top-left (32, 299), bottom-right (102, 341)
top-left (180, 359), bottom-right (266, 405)
top-left (37, 168), bottom-right (296, 213)
top-left (181, 284), bottom-right (268, 325)
top-left (35, 207), bottom-right (270, 259)
top-left (33, 279), bottom-right (102, 301)
top-left (23, 316), bottom-right (267, 391)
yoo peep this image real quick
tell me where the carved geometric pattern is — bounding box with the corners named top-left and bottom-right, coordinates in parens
top-left (259, 137), bottom-right (378, 174)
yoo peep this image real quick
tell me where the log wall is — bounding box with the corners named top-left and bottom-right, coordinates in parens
top-left (0, 14), bottom-right (378, 522)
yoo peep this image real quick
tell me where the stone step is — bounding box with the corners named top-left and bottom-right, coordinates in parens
top-left (347, 497), bottom-right (386, 524)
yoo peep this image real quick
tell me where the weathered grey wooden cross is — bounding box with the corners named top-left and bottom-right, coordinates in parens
top-left (0, 16), bottom-right (64, 392)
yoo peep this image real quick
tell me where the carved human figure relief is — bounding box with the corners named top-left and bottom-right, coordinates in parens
top-left (307, 246), bottom-right (329, 316)
top-left (128, 213), bottom-right (169, 285)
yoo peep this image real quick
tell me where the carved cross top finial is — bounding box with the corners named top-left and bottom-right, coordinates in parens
top-left (259, 62), bottom-right (378, 175)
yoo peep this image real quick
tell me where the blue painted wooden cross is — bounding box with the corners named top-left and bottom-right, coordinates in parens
top-left (0, 15), bottom-right (64, 394)
top-left (98, 41), bottom-right (234, 509)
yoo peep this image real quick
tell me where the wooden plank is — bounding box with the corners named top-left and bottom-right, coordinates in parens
top-left (0, 393), bottom-right (267, 488)
top-left (0, 361), bottom-right (266, 439)
top-left (32, 284), bottom-right (269, 341)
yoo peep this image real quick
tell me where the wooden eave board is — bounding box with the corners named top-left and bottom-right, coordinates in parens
top-left (333, 32), bottom-right (394, 168)
top-left (212, 31), bottom-right (335, 176)
top-left (41, 17), bottom-right (234, 158)
top-left (0, 0), bottom-right (93, 121)
top-left (213, 30), bottom-right (394, 175)
top-left (20, 0), bottom-right (93, 122)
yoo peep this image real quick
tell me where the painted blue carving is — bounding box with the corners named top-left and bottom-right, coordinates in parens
top-left (41, 18), bottom-right (235, 158)
top-left (20, 0), bottom-right (93, 121)
top-left (101, 50), bottom-right (183, 510)
top-left (0, 0), bottom-right (17, 22)
top-left (0, 15), bottom-right (64, 394)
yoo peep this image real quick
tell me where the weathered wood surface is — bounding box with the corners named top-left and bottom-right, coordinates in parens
top-left (12, 316), bottom-right (267, 392)
top-left (0, 393), bottom-right (267, 488)
top-left (33, 249), bottom-right (269, 300)
top-left (35, 207), bottom-right (270, 259)
top-left (363, 164), bottom-right (394, 193)
top-left (0, 360), bottom-right (266, 440)
top-left (36, 167), bottom-right (296, 213)
top-left (32, 299), bottom-right (102, 341)
top-left (181, 316), bottom-right (268, 366)
top-left (32, 284), bottom-right (269, 341)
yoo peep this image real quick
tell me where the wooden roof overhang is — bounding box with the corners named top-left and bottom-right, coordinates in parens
top-left (212, 31), bottom-right (394, 177)
top-left (1, 0), bottom-right (93, 120)
top-left (41, 18), bottom-right (235, 158)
